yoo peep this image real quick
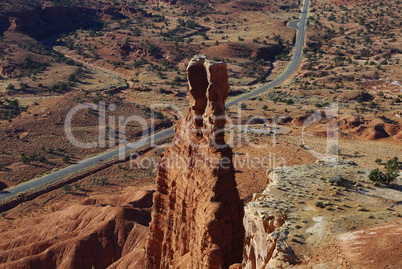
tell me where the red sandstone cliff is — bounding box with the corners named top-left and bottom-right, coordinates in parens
top-left (0, 188), bottom-right (152, 269)
top-left (146, 55), bottom-right (244, 269)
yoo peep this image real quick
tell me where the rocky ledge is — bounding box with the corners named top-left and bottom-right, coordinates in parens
top-left (242, 160), bottom-right (402, 268)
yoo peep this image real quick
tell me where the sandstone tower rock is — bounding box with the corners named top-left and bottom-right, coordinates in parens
top-left (146, 55), bottom-right (244, 269)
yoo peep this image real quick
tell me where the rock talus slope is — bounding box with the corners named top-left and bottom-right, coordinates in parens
top-left (146, 55), bottom-right (244, 269)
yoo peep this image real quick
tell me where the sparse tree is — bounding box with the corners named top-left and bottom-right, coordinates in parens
top-left (37, 155), bottom-right (46, 163)
top-left (62, 154), bottom-right (72, 163)
top-left (20, 153), bottom-right (31, 164)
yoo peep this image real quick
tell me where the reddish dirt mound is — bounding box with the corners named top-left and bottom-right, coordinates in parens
top-left (344, 118), bottom-right (398, 140)
top-left (201, 42), bottom-right (282, 60)
top-left (201, 42), bottom-right (258, 59)
top-left (338, 218), bottom-right (402, 269)
top-left (291, 115), bottom-right (308, 127)
top-left (0, 188), bottom-right (153, 269)
top-left (348, 124), bottom-right (388, 140)
top-left (299, 115), bottom-right (401, 141)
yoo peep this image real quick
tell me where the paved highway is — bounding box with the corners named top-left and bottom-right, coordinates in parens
top-left (226, 0), bottom-right (310, 107)
top-left (0, 0), bottom-right (310, 203)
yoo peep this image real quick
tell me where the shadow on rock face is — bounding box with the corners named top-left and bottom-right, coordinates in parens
top-left (0, 181), bottom-right (7, 192)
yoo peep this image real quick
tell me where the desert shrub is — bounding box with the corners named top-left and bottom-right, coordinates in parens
top-left (62, 154), bottom-right (72, 163)
top-left (62, 184), bottom-right (73, 193)
top-left (19, 83), bottom-right (29, 91)
top-left (284, 98), bottom-right (294, 105)
top-left (369, 157), bottom-right (400, 185)
top-left (20, 153), bottom-right (31, 164)
top-left (92, 178), bottom-right (109, 186)
top-left (329, 175), bottom-right (349, 187)
top-left (37, 155), bottom-right (46, 163)
top-left (6, 84), bottom-right (14, 91)
top-left (50, 82), bottom-right (69, 93)
top-left (368, 169), bottom-right (398, 185)
top-left (314, 201), bottom-right (325, 208)
top-left (68, 73), bottom-right (77, 82)
top-left (385, 157), bottom-right (399, 171)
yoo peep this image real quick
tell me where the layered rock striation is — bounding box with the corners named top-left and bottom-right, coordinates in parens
top-left (146, 55), bottom-right (244, 269)
top-left (0, 188), bottom-right (153, 269)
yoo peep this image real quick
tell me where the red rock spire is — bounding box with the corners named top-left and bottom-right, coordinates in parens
top-left (146, 55), bottom-right (244, 269)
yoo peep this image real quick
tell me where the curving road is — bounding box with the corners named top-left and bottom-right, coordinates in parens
top-left (226, 0), bottom-right (310, 107)
top-left (0, 0), bottom-right (310, 203)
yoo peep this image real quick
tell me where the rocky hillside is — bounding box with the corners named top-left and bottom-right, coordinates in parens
top-left (1, 6), bottom-right (101, 40)
top-left (242, 159), bottom-right (402, 268)
top-left (0, 188), bottom-right (153, 269)
top-left (295, 114), bottom-right (402, 141)
top-left (146, 55), bottom-right (244, 268)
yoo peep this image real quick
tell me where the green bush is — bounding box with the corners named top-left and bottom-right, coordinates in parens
top-left (37, 155), bottom-right (46, 163)
top-left (284, 99), bottom-right (294, 105)
top-left (385, 157), bottom-right (399, 171)
top-left (20, 153), bottom-right (31, 164)
top-left (62, 154), bottom-right (72, 163)
top-left (368, 169), bottom-right (398, 185)
top-left (92, 178), bottom-right (109, 186)
top-left (6, 84), bottom-right (14, 91)
top-left (369, 157), bottom-right (400, 185)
